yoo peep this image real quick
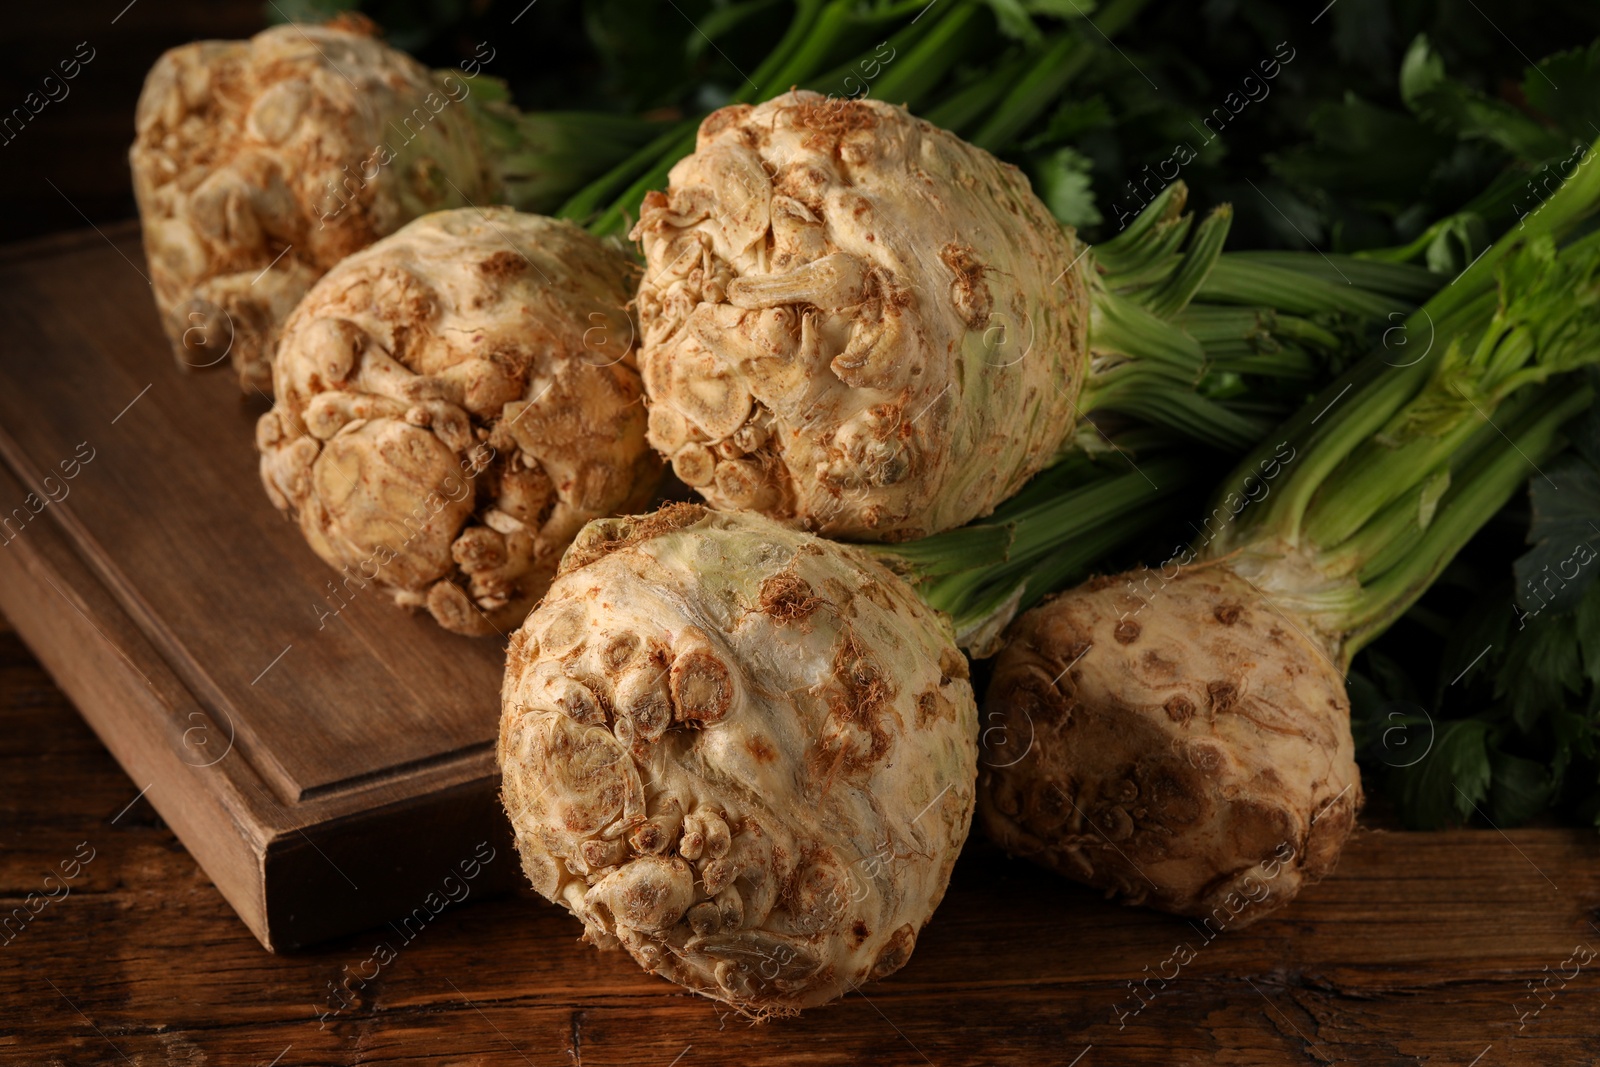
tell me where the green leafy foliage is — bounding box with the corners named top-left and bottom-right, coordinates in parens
top-left (685, 0), bottom-right (784, 60)
top-left (1022, 96), bottom-right (1114, 150)
top-left (580, 0), bottom-right (790, 111)
top-left (1487, 747), bottom-right (1559, 825)
top-left (1030, 146), bottom-right (1103, 228)
top-left (985, 0), bottom-right (1097, 43)
top-left (1391, 718), bottom-right (1493, 828)
top-left (1400, 35), bottom-right (1568, 160)
top-left (1019, 0), bottom-right (1600, 249)
top-left (1513, 454), bottom-right (1600, 615)
top-left (1267, 18), bottom-right (1600, 257)
top-left (1497, 611), bottom-right (1584, 733)
top-left (1522, 39), bottom-right (1600, 137)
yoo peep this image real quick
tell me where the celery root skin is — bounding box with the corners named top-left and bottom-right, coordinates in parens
top-left (979, 562), bottom-right (1361, 924)
top-left (258, 208), bottom-right (660, 635)
top-left (631, 91), bottom-right (1092, 542)
top-left (130, 22), bottom-right (499, 392)
top-left (499, 506), bottom-right (977, 1014)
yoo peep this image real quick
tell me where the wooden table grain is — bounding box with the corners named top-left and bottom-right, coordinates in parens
top-left (0, 224), bottom-right (525, 951)
top-left (2, 616), bottom-right (1598, 1065)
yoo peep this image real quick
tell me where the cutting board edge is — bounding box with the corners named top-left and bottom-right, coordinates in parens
top-left (0, 463), bottom-right (276, 945)
top-left (0, 448), bottom-right (515, 950)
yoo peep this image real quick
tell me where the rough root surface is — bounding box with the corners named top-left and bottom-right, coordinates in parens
top-left (630, 91), bottom-right (1092, 542)
top-left (978, 562), bottom-right (1361, 926)
top-left (258, 208), bottom-right (660, 636)
top-left (130, 22), bottom-right (496, 392)
top-left (498, 508), bottom-right (978, 1013)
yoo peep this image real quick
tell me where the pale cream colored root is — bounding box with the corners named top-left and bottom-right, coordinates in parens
top-left (499, 505), bottom-right (978, 1012)
top-left (631, 91), bottom-right (1093, 541)
top-left (131, 21), bottom-right (497, 392)
top-left (980, 562), bottom-right (1361, 925)
top-left (258, 208), bottom-right (660, 636)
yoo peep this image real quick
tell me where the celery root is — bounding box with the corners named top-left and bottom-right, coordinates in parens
top-left (977, 148), bottom-right (1600, 923)
top-left (131, 19), bottom-right (655, 393)
top-left (257, 208), bottom-right (660, 635)
top-left (631, 92), bottom-right (1422, 542)
top-left (498, 505), bottom-right (976, 1014)
top-left (632, 91), bottom-right (1094, 541)
top-left (980, 563), bottom-right (1359, 921)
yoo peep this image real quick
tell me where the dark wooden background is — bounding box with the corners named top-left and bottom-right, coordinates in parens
top-left (4, 608), bottom-right (1599, 1065)
top-left (0, 2), bottom-right (265, 244)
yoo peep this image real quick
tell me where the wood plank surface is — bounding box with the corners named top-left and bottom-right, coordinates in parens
top-left (3, 614), bottom-right (1599, 1064)
top-left (0, 223), bottom-right (505, 795)
top-left (0, 226), bottom-right (522, 949)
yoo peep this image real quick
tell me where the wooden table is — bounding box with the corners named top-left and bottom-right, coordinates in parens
top-left (3, 615), bottom-right (1599, 1065)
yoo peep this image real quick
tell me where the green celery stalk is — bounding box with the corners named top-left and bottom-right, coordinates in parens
top-left (865, 444), bottom-right (1207, 649)
top-left (1344, 384), bottom-right (1592, 651)
top-left (1189, 143), bottom-right (1600, 657)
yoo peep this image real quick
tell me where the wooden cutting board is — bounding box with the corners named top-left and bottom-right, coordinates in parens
top-left (0, 222), bottom-right (518, 950)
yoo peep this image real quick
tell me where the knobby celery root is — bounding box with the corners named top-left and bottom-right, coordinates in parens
top-left (979, 563), bottom-right (1359, 922)
top-left (632, 90), bottom-right (1092, 541)
top-left (257, 208), bottom-right (660, 636)
top-left (630, 92), bottom-right (1424, 543)
top-left (132, 19), bottom-right (497, 393)
top-left (131, 18), bottom-right (658, 393)
top-left (498, 505), bottom-right (977, 1014)
top-left (978, 148), bottom-right (1600, 925)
